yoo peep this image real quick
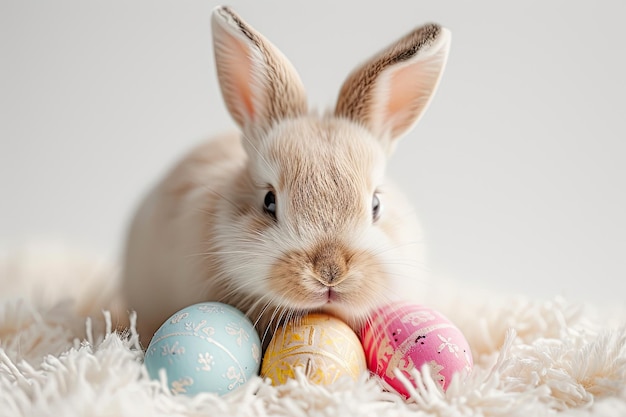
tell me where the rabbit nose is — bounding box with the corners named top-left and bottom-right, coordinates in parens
top-left (311, 243), bottom-right (349, 286)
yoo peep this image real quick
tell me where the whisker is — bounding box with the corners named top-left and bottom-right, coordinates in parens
top-left (240, 132), bottom-right (279, 180)
top-left (197, 184), bottom-right (242, 212)
top-left (185, 250), bottom-right (281, 264)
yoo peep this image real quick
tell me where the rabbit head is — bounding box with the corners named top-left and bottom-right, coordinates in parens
top-left (210, 6), bottom-right (450, 333)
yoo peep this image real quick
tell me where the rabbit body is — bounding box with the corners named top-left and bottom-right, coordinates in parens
top-left (122, 6), bottom-right (451, 346)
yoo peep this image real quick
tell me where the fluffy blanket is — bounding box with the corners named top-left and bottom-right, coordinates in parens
top-left (1, 245), bottom-right (625, 416)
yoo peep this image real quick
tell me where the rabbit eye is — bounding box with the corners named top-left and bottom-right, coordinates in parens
top-left (372, 193), bottom-right (382, 222)
top-left (263, 191), bottom-right (277, 219)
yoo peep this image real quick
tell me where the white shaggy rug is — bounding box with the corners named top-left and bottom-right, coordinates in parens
top-left (1, 244), bottom-right (626, 416)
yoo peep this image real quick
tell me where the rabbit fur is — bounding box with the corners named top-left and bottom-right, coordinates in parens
top-left (122, 6), bottom-right (451, 347)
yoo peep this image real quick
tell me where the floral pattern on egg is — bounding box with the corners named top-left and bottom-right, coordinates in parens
top-left (144, 302), bottom-right (261, 396)
top-left (361, 302), bottom-right (473, 396)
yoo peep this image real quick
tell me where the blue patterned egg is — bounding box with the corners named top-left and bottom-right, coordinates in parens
top-left (144, 302), bottom-right (261, 396)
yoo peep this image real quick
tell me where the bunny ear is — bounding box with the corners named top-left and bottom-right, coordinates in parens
top-left (335, 24), bottom-right (451, 153)
top-left (211, 6), bottom-right (307, 134)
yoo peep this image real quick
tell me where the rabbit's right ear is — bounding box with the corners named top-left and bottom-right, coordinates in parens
top-left (211, 6), bottom-right (307, 135)
top-left (335, 24), bottom-right (451, 155)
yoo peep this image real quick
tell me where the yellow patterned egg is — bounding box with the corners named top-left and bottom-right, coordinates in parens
top-left (261, 313), bottom-right (367, 385)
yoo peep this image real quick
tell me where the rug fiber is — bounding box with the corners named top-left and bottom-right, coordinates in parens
top-left (1, 245), bottom-right (625, 416)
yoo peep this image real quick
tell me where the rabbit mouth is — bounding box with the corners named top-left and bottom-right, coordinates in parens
top-left (307, 286), bottom-right (340, 306)
top-left (266, 242), bottom-right (390, 327)
top-left (295, 285), bottom-right (343, 309)
top-left (326, 288), bottom-right (339, 302)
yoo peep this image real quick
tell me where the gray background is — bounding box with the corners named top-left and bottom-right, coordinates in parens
top-left (1, 1), bottom-right (624, 305)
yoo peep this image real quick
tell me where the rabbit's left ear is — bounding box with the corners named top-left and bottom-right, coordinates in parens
top-left (335, 24), bottom-right (450, 154)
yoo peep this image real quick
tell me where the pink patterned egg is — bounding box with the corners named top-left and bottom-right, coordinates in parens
top-left (360, 302), bottom-right (473, 396)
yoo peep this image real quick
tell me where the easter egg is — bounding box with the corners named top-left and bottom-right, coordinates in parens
top-left (144, 302), bottom-right (261, 396)
top-left (360, 302), bottom-right (473, 396)
top-left (261, 313), bottom-right (367, 385)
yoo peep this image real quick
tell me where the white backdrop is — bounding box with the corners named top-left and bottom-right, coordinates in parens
top-left (1, 1), bottom-right (624, 305)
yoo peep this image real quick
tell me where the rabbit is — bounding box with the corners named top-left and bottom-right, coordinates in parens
top-left (122, 5), bottom-right (451, 348)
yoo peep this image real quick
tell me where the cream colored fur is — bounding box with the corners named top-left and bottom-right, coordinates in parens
top-left (122, 6), bottom-right (450, 347)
